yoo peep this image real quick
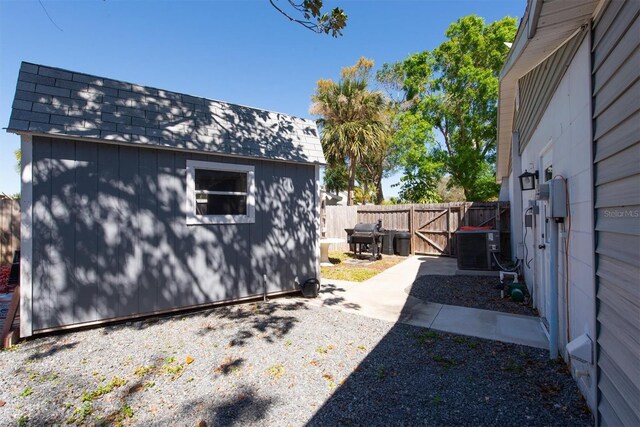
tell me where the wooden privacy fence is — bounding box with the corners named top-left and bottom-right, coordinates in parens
top-left (0, 198), bottom-right (20, 264)
top-left (324, 202), bottom-right (510, 257)
top-left (323, 205), bottom-right (358, 245)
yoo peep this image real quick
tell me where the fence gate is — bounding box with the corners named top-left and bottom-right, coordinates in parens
top-left (413, 206), bottom-right (462, 256)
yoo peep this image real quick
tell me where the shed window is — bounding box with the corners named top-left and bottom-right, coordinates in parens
top-left (186, 160), bottom-right (255, 225)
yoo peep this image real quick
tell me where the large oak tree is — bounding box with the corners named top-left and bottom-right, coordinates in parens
top-left (379, 15), bottom-right (517, 201)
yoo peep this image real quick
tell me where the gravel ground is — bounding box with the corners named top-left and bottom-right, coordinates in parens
top-left (409, 275), bottom-right (538, 316)
top-left (0, 298), bottom-right (590, 426)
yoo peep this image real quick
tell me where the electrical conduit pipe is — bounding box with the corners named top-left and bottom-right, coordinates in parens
top-left (549, 219), bottom-right (559, 360)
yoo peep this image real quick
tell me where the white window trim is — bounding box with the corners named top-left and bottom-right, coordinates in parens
top-left (186, 160), bottom-right (255, 225)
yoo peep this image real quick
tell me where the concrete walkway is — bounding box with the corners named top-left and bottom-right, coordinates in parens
top-left (312, 256), bottom-right (548, 349)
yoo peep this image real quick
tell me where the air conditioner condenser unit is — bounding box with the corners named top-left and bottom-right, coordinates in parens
top-left (456, 229), bottom-right (501, 271)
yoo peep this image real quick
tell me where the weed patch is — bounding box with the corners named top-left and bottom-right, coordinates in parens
top-left (267, 363), bottom-right (285, 380)
top-left (81, 377), bottom-right (127, 402)
top-left (452, 336), bottom-right (468, 344)
top-left (323, 372), bottom-right (335, 389)
top-left (416, 330), bottom-right (439, 345)
top-left (376, 365), bottom-right (387, 380)
top-left (118, 403), bottom-right (134, 422)
top-left (134, 365), bottom-right (154, 378)
top-left (432, 355), bottom-right (459, 367)
top-left (162, 356), bottom-right (184, 379)
top-left (503, 359), bottom-right (522, 373)
top-left (19, 387), bottom-right (33, 398)
top-left (68, 402), bottom-right (93, 425)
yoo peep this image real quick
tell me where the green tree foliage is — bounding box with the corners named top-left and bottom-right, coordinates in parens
top-left (393, 145), bottom-right (444, 203)
top-left (377, 54), bottom-right (442, 203)
top-left (323, 162), bottom-right (348, 194)
top-left (437, 176), bottom-right (466, 202)
top-left (269, 0), bottom-right (347, 37)
top-left (15, 149), bottom-right (21, 174)
top-left (379, 15), bottom-right (517, 201)
top-left (352, 185), bottom-right (377, 205)
top-left (356, 120), bottom-right (393, 204)
top-left (382, 197), bottom-right (401, 205)
top-left (311, 57), bottom-right (387, 205)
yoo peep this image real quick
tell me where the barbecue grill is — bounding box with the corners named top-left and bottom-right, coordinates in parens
top-left (346, 220), bottom-right (384, 261)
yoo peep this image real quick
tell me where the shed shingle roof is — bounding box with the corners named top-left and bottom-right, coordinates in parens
top-left (7, 62), bottom-right (326, 165)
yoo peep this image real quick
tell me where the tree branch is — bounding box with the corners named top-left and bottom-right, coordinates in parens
top-left (481, 140), bottom-right (492, 157)
top-left (435, 121), bottom-right (452, 156)
top-left (269, 0), bottom-right (347, 37)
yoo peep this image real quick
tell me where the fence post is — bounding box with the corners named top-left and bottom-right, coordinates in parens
top-left (409, 204), bottom-right (415, 255)
top-left (446, 207), bottom-right (451, 256)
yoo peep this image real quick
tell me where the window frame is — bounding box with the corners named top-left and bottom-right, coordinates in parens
top-left (186, 160), bottom-right (255, 225)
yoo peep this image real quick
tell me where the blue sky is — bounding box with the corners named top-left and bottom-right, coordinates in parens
top-left (0, 0), bottom-right (524, 197)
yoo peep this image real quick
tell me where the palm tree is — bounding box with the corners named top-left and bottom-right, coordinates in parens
top-left (311, 58), bottom-right (387, 206)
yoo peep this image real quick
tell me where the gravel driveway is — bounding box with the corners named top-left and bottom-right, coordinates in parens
top-left (0, 298), bottom-right (591, 426)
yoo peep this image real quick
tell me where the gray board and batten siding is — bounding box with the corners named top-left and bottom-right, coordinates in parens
top-left (7, 62), bottom-right (325, 336)
top-left (28, 136), bottom-right (317, 332)
top-left (592, 1), bottom-right (640, 426)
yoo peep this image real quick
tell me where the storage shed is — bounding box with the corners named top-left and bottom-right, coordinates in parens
top-left (7, 62), bottom-right (326, 337)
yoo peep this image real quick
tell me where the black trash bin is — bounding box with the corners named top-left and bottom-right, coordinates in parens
top-left (344, 228), bottom-right (355, 252)
top-left (301, 278), bottom-right (320, 298)
top-left (395, 231), bottom-right (411, 256)
top-left (382, 230), bottom-right (396, 255)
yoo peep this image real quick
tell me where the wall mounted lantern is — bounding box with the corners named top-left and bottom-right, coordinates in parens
top-left (519, 170), bottom-right (538, 191)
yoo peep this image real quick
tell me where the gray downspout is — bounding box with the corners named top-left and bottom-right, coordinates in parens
top-left (511, 132), bottom-right (524, 262)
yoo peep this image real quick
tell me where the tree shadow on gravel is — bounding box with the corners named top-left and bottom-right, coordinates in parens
top-left (145, 386), bottom-right (275, 427)
top-left (203, 387), bottom-right (274, 426)
top-left (213, 357), bottom-right (245, 375)
top-left (307, 258), bottom-right (594, 427)
top-left (25, 340), bottom-right (79, 361)
top-left (195, 301), bottom-right (307, 346)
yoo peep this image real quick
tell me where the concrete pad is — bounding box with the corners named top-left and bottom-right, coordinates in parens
top-left (430, 304), bottom-right (548, 349)
top-left (414, 256), bottom-right (457, 277)
top-left (312, 256), bottom-right (549, 350)
top-left (399, 298), bottom-right (443, 329)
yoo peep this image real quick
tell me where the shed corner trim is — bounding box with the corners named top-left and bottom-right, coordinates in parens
top-left (19, 134), bottom-right (33, 337)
